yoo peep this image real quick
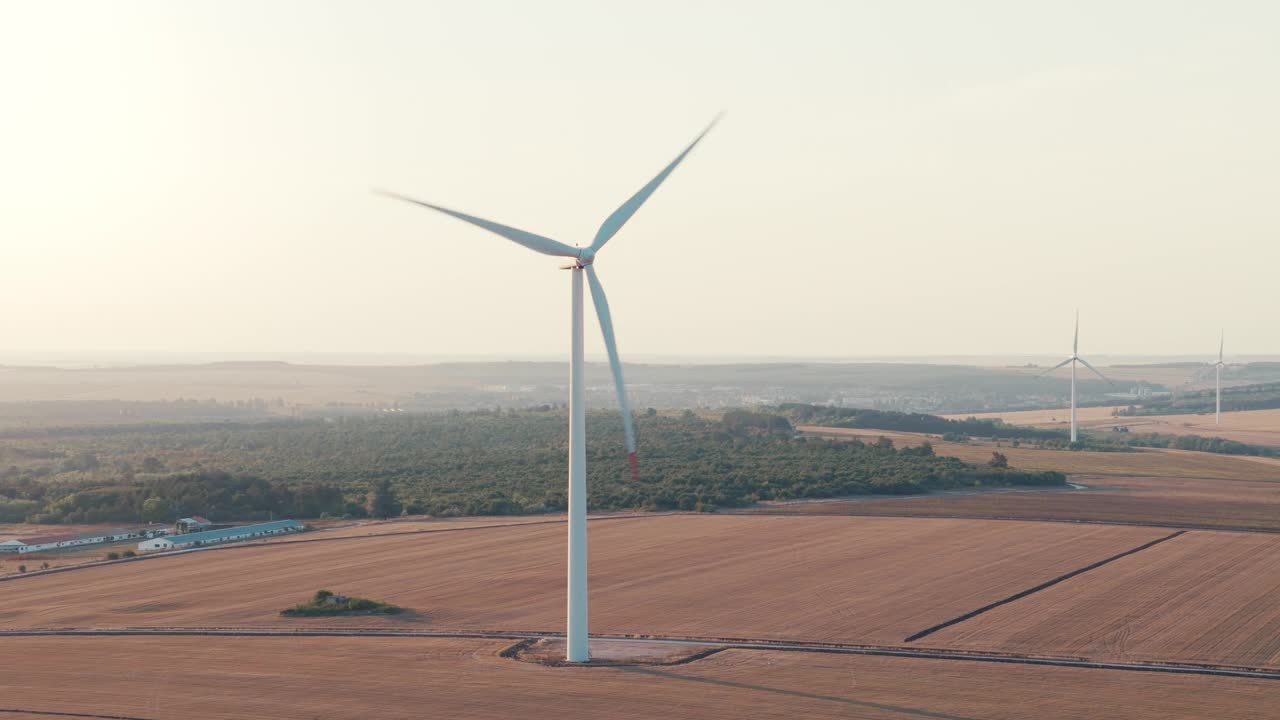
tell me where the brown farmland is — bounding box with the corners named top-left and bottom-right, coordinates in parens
top-left (750, 475), bottom-right (1280, 532)
top-left (944, 406), bottom-right (1280, 448)
top-left (301, 513), bottom-right (571, 539)
top-left (0, 515), bottom-right (1166, 645)
top-left (0, 516), bottom-right (577, 577)
top-left (925, 531), bottom-right (1280, 669)
top-left (298, 510), bottom-right (688, 541)
top-left (942, 405), bottom-right (1126, 426)
top-left (800, 425), bottom-right (1280, 481)
top-left (0, 541), bottom-right (142, 577)
top-left (0, 636), bottom-right (1274, 720)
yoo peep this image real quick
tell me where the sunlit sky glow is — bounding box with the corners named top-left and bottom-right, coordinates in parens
top-left (2, 1), bottom-right (1276, 362)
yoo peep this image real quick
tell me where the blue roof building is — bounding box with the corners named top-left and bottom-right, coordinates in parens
top-left (138, 520), bottom-right (303, 552)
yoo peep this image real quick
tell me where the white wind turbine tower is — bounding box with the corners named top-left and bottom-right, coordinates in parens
top-left (1040, 312), bottom-right (1111, 443)
top-left (1215, 331), bottom-right (1226, 426)
top-left (378, 116), bottom-right (719, 663)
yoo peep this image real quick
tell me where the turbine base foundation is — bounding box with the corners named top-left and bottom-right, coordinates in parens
top-left (505, 638), bottom-right (721, 667)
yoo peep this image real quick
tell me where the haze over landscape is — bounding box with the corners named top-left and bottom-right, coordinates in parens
top-left (2, 2), bottom-right (1279, 719)
top-left (3, 1), bottom-right (1278, 361)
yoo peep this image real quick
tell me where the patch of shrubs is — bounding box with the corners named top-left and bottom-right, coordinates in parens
top-left (281, 589), bottom-right (403, 617)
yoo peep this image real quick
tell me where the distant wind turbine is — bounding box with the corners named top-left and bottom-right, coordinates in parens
top-left (378, 116), bottom-right (720, 663)
top-left (1215, 331), bottom-right (1226, 426)
top-left (1040, 312), bottom-right (1111, 443)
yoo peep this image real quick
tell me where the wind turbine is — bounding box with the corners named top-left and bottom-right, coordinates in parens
top-left (1040, 312), bottom-right (1111, 443)
top-left (378, 116), bottom-right (719, 662)
top-left (1214, 331), bottom-right (1226, 425)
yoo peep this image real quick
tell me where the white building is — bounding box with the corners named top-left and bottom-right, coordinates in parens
top-left (0, 524), bottom-right (169, 554)
top-left (137, 520), bottom-right (303, 552)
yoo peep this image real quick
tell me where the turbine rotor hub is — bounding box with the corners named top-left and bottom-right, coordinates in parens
top-left (576, 248), bottom-right (596, 266)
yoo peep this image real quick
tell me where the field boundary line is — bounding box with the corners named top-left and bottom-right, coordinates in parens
top-left (3, 625), bottom-right (1277, 681)
top-left (730, 508), bottom-right (1280, 535)
top-left (902, 530), bottom-right (1187, 643)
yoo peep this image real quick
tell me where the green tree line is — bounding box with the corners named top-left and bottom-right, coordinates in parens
top-left (779, 404), bottom-right (1068, 440)
top-left (0, 409), bottom-right (1063, 524)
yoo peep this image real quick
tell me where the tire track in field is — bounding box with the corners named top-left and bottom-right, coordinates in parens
top-left (903, 530), bottom-right (1187, 643)
top-left (0, 709), bottom-right (158, 720)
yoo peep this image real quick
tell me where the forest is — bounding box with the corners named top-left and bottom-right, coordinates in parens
top-left (0, 409), bottom-right (1063, 524)
top-left (779, 403), bottom-right (1280, 457)
top-left (779, 404), bottom-right (1068, 440)
top-left (1114, 432), bottom-right (1280, 458)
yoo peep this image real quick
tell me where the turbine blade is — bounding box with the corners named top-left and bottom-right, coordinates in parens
top-left (1220, 331), bottom-right (1224, 364)
top-left (376, 189), bottom-right (579, 257)
top-left (1038, 358), bottom-right (1073, 377)
top-left (589, 114), bottom-right (722, 252)
top-left (1073, 310), bottom-right (1079, 356)
top-left (584, 265), bottom-right (639, 480)
top-left (1077, 356), bottom-right (1113, 385)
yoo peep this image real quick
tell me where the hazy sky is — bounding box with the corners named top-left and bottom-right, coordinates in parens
top-left (2, 1), bottom-right (1276, 362)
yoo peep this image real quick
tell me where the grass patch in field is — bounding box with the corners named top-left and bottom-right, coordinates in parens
top-left (281, 589), bottom-right (403, 617)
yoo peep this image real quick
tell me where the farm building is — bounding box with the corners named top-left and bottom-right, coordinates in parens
top-left (137, 520), bottom-right (302, 552)
top-left (175, 516), bottom-right (213, 534)
top-left (0, 525), bottom-right (170, 554)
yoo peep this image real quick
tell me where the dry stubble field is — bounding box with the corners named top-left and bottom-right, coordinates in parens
top-left (799, 425), bottom-right (1280, 481)
top-left (923, 530), bottom-right (1280, 670)
top-left (5, 431), bottom-right (1279, 717)
top-left (0, 515), bottom-right (567, 577)
top-left (302, 513), bottom-right (568, 539)
top-left (0, 514), bottom-right (1168, 645)
top-left (791, 425), bottom-right (1280, 531)
top-left (752, 475), bottom-right (1280, 531)
top-left (0, 636), bottom-right (1274, 720)
top-left (3, 504), bottom-right (1278, 716)
top-left (944, 406), bottom-right (1280, 448)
